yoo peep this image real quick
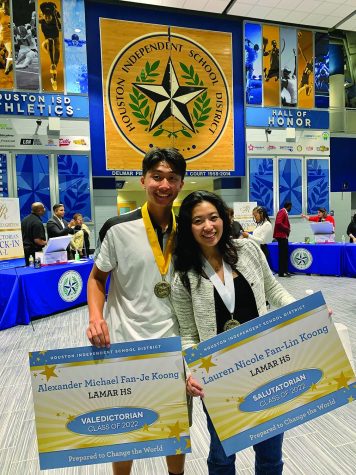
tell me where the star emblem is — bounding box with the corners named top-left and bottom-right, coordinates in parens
top-left (348, 395), bottom-right (354, 403)
top-left (198, 356), bottom-right (217, 373)
top-left (168, 421), bottom-right (184, 441)
top-left (63, 277), bottom-right (79, 296)
top-left (133, 58), bottom-right (206, 132)
top-left (40, 365), bottom-right (58, 381)
top-left (334, 371), bottom-right (350, 390)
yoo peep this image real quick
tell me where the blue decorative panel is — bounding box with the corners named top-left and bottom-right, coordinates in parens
top-left (57, 155), bottom-right (91, 221)
top-left (306, 159), bottom-right (329, 214)
top-left (278, 158), bottom-right (302, 216)
top-left (63, 0), bottom-right (88, 94)
top-left (244, 23), bottom-right (262, 105)
top-left (249, 158), bottom-right (273, 216)
top-left (315, 32), bottom-right (329, 109)
top-left (16, 155), bottom-right (51, 221)
top-left (0, 154), bottom-right (9, 197)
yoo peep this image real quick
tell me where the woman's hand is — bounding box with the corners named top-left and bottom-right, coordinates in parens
top-left (241, 231), bottom-right (249, 238)
top-left (186, 375), bottom-right (204, 398)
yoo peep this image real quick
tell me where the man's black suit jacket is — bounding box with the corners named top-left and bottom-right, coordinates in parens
top-left (47, 216), bottom-right (75, 239)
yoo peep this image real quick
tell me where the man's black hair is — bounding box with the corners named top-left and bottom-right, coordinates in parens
top-left (142, 147), bottom-right (186, 178)
top-left (53, 203), bottom-right (64, 212)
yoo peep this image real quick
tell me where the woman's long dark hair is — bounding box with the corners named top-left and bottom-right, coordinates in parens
top-left (174, 191), bottom-right (238, 287)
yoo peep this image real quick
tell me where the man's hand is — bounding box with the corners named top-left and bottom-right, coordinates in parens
top-left (87, 318), bottom-right (111, 348)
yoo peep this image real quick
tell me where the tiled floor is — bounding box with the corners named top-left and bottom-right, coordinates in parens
top-left (0, 275), bottom-right (355, 474)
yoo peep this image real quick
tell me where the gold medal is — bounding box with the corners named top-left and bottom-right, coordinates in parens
top-left (154, 281), bottom-right (171, 298)
top-left (223, 318), bottom-right (240, 331)
top-left (141, 203), bottom-right (176, 299)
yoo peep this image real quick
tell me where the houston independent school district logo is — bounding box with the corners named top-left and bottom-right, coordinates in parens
top-left (58, 271), bottom-right (83, 302)
top-left (107, 32), bottom-right (229, 160)
top-left (290, 248), bottom-right (313, 270)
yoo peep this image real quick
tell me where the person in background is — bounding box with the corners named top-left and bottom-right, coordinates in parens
top-left (70, 213), bottom-right (90, 257)
top-left (228, 208), bottom-right (244, 239)
top-left (86, 147), bottom-right (187, 475)
top-left (0, 1), bottom-right (13, 75)
top-left (171, 190), bottom-right (295, 475)
top-left (347, 213), bottom-right (356, 243)
top-left (242, 206), bottom-right (272, 260)
top-left (301, 207), bottom-right (335, 229)
top-left (38, 1), bottom-right (61, 91)
top-left (47, 203), bottom-right (75, 239)
top-left (273, 201), bottom-right (292, 277)
top-left (21, 202), bottom-right (47, 266)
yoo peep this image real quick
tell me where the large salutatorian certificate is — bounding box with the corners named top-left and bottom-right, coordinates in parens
top-left (184, 292), bottom-right (356, 456)
top-left (29, 337), bottom-right (190, 469)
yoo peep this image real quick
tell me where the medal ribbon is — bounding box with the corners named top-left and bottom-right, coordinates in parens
top-left (203, 258), bottom-right (235, 315)
top-left (141, 202), bottom-right (176, 278)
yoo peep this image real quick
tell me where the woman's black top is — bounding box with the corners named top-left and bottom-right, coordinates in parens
top-left (214, 273), bottom-right (259, 334)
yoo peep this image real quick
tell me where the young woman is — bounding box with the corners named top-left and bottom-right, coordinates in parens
top-left (242, 206), bottom-right (272, 259)
top-left (171, 191), bottom-right (295, 475)
top-left (346, 213), bottom-right (356, 243)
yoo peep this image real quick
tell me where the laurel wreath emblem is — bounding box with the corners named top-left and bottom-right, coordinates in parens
top-left (128, 60), bottom-right (210, 138)
top-left (129, 60), bottom-right (160, 126)
top-left (179, 62), bottom-right (211, 130)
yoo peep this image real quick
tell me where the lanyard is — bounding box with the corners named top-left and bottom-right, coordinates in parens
top-left (141, 202), bottom-right (176, 278)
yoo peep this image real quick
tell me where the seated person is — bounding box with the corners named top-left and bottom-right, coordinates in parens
top-left (347, 213), bottom-right (356, 243)
top-left (70, 213), bottom-right (90, 257)
top-left (228, 208), bottom-right (244, 238)
top-left (301, 207), bottom-right (335, 229)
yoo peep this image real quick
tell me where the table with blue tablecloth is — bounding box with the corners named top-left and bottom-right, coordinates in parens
top-left (267, 242), bottom-right (345, 276)
top-left (343, 243), bottom-right (356, 277)
top-left (0, 260), bottom-right (93, 331)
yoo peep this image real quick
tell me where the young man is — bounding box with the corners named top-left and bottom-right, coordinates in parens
top-left (47, 203), bottom-right (75, 239)
top-left (87, 147), bottom-right (186, 475)
top-left (273, 201), bottom-right (292, 277)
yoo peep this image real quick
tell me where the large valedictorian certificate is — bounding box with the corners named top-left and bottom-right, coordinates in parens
top-left (184, 292), bottom-right (356, 456)
top-left (29, 337), bottom-right (191, 469)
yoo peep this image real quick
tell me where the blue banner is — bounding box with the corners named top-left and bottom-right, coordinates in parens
top-left (63, 0), bottom-right (88, 94)
top-left (29, 337), bottom-right (191, 469)
top-left (0, 91), bottom-right (89, 118)
top-left (0, 154), bottom-right (8, 197)
top-left (246, 106), bottom-right (329, 129)
top-left (185, 292), bottom-right (356, 455)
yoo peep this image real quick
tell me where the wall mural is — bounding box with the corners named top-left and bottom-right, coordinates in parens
top-left (0, 0), bottom-right (14, 89)
top-left (100, 19), bottom-right (234, 173)
top-left (244, 22), bottom-right (329, 110)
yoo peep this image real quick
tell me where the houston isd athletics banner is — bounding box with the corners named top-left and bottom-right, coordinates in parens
top-left (100, 19), bottom-right (233, 174)
top-left (29, 337), bottom-right (191, 469)
top-left (184, 292), bottom-right (355, 455)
